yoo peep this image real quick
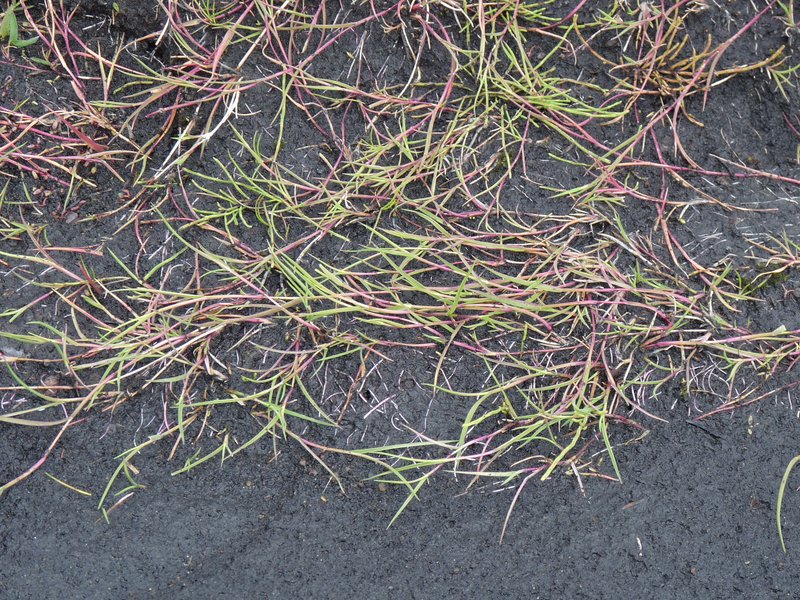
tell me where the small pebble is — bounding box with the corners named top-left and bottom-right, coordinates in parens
top-left (41, 374), bottom-right (60, 388)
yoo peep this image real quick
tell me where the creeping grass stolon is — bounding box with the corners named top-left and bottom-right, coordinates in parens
top-left (0, 0), bottom-right (799, 543)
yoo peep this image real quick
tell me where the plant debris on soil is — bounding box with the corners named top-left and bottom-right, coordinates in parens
top-left (2, 0), bottom-right (800, 596)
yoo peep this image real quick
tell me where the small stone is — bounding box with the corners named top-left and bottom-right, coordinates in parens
top-left (41, 374), bottom-right (60, 390)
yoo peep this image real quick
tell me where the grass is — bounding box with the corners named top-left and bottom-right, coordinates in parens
top-left (1, 0), bottom-right (799, 544)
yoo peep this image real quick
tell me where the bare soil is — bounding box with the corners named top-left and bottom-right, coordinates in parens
top-left (2, 1), bottom-right (800, 598)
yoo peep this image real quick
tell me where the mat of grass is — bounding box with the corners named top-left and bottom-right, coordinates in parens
top-left (2, 0), bottom-right (800, 596)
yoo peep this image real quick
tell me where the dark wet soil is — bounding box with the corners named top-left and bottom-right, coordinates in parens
top-left (3, 399), bottom-right (800, 598)
top-left (3, 1), bottom-right (800, 598)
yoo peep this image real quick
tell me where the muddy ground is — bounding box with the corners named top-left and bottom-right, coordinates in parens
top-left (3, 0), bottom-right (800, 598)
top-left (3, 400), bottom-right (800, 598)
